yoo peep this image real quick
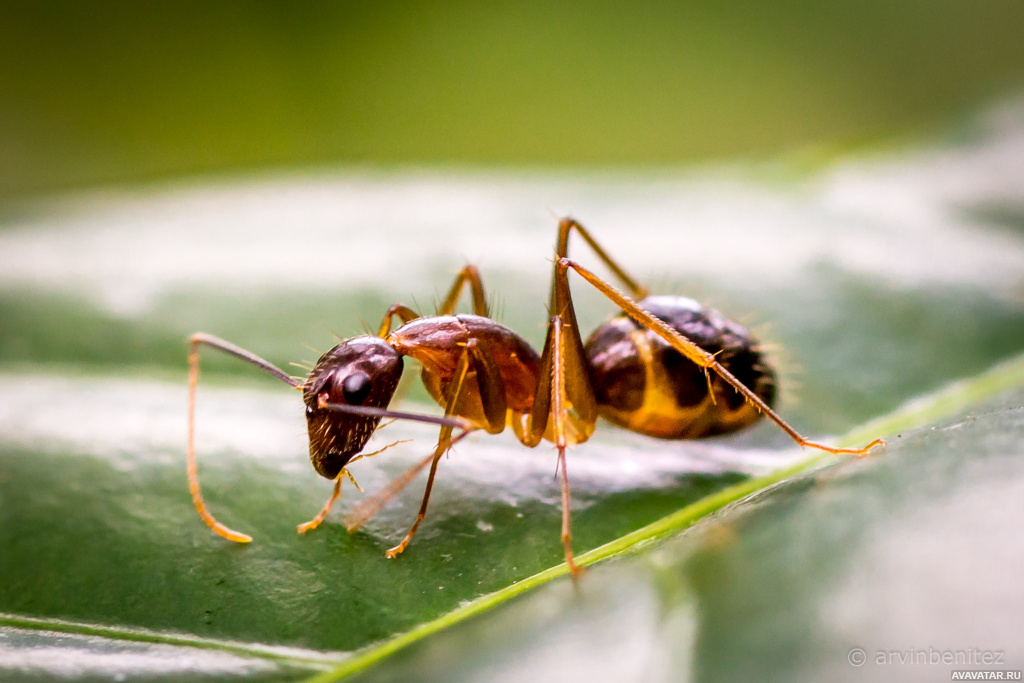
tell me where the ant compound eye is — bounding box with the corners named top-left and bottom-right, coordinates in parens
top-left (342, 372), bottom-right (372, 404)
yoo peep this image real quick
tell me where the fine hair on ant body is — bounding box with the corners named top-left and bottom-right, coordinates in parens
top-left (187, 218), bottom-right (884, 576)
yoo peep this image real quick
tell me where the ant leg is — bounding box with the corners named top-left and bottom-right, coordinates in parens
top-left (551, 315), bottom-right (583, 577)
top-left (346, 453), bottom-right (441, 534)
top-left (384, 454), bottom-right (442, 558)
top-left (557, 258), bottom-right (886, 457)
top-left (377, 304), bottom-right (421, 337)
top-left (553, 217), bottom-right (649, 303)
top-left (298, 439), bottom-right (411, 534)
top-left (383, 346), bottom-right (472, 558)
top-left (508, 230), bottom-right (610, 574)
top-left (344, 434), bottom-right (473, 533)
top-left (529, 217), bottom-right (684, 440)
top-left (521, 238), bottom-right (600, 448)
top-left (297, 474), bottom-right (343, 534)
top-left (465, 338), bottom-right (508, 434)
top-left (188, 333), bottom-right (301, 544)
top-left (437, 264), bottom-right (489, 316)
top-left (377, 265), bottom-right (487, 338)
top-left (515, 310), bottom-right (598, 574)
top-left (384, 339), bottom-right (507, 558)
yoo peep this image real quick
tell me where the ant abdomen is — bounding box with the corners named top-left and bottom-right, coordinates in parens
top-left (584, 295), bottom-right (777, 440)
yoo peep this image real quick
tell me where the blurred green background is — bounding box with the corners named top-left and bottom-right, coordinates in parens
top-left (2, 0), bottom-right (1024, 199)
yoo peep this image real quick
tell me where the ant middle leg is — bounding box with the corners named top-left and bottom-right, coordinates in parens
top-left (515, 258), bottom-right (605, 575)
top-left (512, 313), bottom-right (593, 576)
top-left (375, 265), bottom-right (489, 338)
top-left (437, 264), bottom-right (489, 316)
top-left (549, 314), bottom-right (585, 577)
top-left (509, 241), bottom-right (616, 576)
top-left (557, 258), bottom-right (885, 457)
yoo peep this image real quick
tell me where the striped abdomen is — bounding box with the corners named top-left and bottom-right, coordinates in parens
top-left (583, 296), bottom-right (777, 440)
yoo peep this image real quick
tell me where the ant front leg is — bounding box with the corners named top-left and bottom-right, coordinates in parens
top-left (344, 438), bottom-right (469, 535)
top-left (187, 333), bottom-right (302, 543)
top-left (384, 338), bottom-right (507, 559)
top-left (556, 258), bottom-right (886, 457)
top-left (297, 441), bottom-right (408, 534)
top-left (297, 474), bottom-right (343, 534)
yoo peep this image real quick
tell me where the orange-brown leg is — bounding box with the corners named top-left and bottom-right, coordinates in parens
top-left (377, 304), bottom-right (421, 337)
top-left (554, 217), bottom-right (649, 300)
top-left (384, 448), bottom-right (448, 559)
top-left (297, 439), bottom-right (409, 534)
top-left (187, 333), bottom-right (302, 543)
top-left (513, 229), bottom-right (612, 574)
top-left (297, 475), bottom-right (343, 534)
top-left (437, 264), bottom-right (489, 316)
top-left (515, 315), bottom-right (589, 576)
top-left (557, 258), bottom-right (885, 457)
top-left (551, 315), bottom-right (583, 577)
top-left (345, 431), bottom-right (474, 533)
top-left (375, 265), bottom-right (488, 338)
top-left (383, 339), bottom-right (506, 558)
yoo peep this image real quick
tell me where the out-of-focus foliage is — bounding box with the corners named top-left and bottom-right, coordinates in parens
top-left (2, 0), bottom-right (1024, 197)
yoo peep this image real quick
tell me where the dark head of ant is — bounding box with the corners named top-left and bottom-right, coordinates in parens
top-left (302, 336), bottom-right (404, 479)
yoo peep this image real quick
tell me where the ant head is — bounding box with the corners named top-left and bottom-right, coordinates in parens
top-left (303, 336), bottom-right (404, 479)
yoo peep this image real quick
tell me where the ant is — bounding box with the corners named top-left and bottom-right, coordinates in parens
top-left (187, 218), bottom-right (884, 576)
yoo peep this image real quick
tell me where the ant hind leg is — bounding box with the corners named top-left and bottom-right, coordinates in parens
top-left (555, 258), bottom-right (886, 457)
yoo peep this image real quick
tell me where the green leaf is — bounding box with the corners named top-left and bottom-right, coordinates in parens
top-left (312, 354), bottom-right (1024, 682)
top-left (0, 615), bottom-right (332, 682)
top-left (2, 107), bottom-right (1024, 679)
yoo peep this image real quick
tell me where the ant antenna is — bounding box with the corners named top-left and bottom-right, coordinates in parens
top-left (317, 396), bottom-right (473, 432)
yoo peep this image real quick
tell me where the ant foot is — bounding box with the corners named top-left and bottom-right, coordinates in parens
top-left (296, 520), bottom-right (321, 534)
top-left (385, 543), bottom-right (408, 559)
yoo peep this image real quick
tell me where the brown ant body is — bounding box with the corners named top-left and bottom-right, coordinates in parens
top-left (187, 219), bottom-right (883, 575)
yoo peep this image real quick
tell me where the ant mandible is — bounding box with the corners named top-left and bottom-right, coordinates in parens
top-left (187, 218), bottom-right (884, 576)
